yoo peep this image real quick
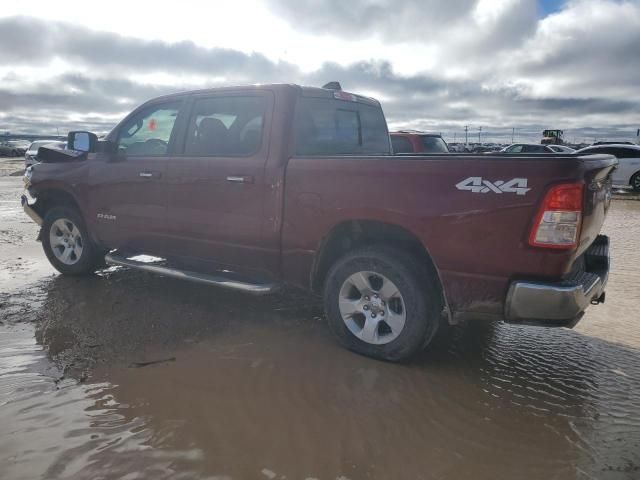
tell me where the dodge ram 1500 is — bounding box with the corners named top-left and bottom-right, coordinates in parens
top-left (22, 83), bottom-right (616, 361)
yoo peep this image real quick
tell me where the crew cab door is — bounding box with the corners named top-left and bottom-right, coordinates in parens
top-left (87, 99), bottom-right (185, 254)
top-left (163, 91), bottom-right (278, 279)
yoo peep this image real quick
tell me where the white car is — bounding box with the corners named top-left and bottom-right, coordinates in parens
top-left (548, 145), bottom-right (576, 153)
top-left (577, 144), bottom-right (640, 191)
top-left (500, 143), bottom-right (556, 153)
top-left (24, 140), bottom-right (66, 167)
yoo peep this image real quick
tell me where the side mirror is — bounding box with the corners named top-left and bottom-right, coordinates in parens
top-left (67, 131), bottom-right (98, 153)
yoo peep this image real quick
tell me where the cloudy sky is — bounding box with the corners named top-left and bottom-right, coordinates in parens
top-left (1, 0), bottom-right (639, 143)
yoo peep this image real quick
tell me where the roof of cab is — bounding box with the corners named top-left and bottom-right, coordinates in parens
top-left (141, 83), bottom-right (381, 107)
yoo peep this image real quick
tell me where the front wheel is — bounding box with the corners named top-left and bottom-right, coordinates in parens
top-left (42, 206), bottom-right (105, 275)
top-left (323, 246), bottom-right (442, 362)
top-left (631, 172), bottom-right (640, 192)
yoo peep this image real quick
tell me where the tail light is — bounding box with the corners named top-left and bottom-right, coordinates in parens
top-left (529, 183), bottom-right (583, 249)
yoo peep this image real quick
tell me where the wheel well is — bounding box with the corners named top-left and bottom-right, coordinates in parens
top-left (311, 220), bottom-right (448, 316)
top-left (32, 189), bottom-right (81, 219)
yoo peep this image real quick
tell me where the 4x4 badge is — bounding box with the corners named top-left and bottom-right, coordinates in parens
top-left (456, 177), bottom-right (530, 195)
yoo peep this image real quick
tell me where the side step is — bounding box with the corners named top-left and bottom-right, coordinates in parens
top-left (105, 252), bottom-right (276, 295)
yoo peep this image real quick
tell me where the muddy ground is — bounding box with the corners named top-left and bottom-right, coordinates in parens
top-left (1, 156), bottom-right (639, 480)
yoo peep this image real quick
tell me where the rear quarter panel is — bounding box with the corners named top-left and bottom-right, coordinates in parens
top-left (282, 154), bottom-right (610, 318)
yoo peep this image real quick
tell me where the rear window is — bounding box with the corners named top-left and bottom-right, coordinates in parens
top-left (421, 136), bottom-right (448, 153)
top-left (522, 145), bottom-right (547, 153)
top-left (391, 136), bottom-right (414, 154)
top-left (184, 96), bottom-right (267, 156)
top-left (294, 97), bottom-right (390, 155)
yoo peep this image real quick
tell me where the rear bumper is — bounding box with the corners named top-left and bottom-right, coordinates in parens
top-left (505, 235), bottom-right (609, 327)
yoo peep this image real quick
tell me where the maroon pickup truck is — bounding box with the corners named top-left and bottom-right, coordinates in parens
top-left (22, 83), bottom-right (616, 361)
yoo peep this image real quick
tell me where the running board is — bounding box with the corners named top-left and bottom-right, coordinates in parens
top-left (104, 252), bottom-right (276, 295)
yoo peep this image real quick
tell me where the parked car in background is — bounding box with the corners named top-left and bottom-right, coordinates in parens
top-left (593, 141), bottom-right (635, 146)
top-left (501, 143), bottom-right (556, 153)
top-left (25, 140), bottom-right (66, 167)
top-left (0, 140), bottom-right (30, 157)
top-left (472, 145), bottom-right (499, 153)
top-left (548, 145), bottom-right (576, 153)
top-left (390, 130), bottom-right (449, 153)
top-left (577, 144), bottom-right (640, 191)
top-left (447, 142), bottom-right (468, 153)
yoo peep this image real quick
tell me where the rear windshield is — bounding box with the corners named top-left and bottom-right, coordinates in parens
top-left (391, 136), bottom-right (414, 154)
top-left (294, 97), bottom-right (390, 155)
top-left (421, 136), bottom-right (449, 153)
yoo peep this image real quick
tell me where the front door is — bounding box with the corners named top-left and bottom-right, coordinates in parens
top-left (164, 92), bottom-right (277, 279)
top-left (87, 100), bottom-right (184, 254)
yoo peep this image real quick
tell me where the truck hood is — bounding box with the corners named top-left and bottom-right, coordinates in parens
top-left (37, 146), bottom-right (87, 163)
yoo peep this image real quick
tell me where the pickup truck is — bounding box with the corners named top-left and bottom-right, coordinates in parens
top-left (22, 83), bottom-right (616, 361)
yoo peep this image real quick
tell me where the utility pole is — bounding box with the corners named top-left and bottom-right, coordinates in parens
top-left (464, 125), bottom-right (468, 146)
top-left (454, 132), bottom-right (457, 142)
top-left (478, 126), bottom-right (482, 144)
top-left (511, 127), bottom-right (515, 143)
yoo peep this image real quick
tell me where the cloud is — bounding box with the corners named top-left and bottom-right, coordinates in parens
top-left (515, 0), bottom-right (640, 93)
top-left (266, 0), bottom-right (540, 62)
top-left (0, 16), bottom-right (298, 80)
top-left (1, 3), bottom-right (639, 143)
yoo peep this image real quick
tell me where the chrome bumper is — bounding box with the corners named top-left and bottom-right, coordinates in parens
top-left (21, 193), bottom-right (43, 226)
top-left (505, 235), bottom-right (609, 327)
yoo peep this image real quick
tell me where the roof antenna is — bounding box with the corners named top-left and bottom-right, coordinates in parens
top-left (322, 81), bottom-right (342, 91)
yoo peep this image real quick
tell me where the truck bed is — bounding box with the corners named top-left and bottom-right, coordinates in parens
top-left (282, 152), bottom-right (616, 321)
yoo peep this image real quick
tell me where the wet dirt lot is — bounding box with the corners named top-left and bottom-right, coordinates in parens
top-left (1, 160), bottom-right (639, 480)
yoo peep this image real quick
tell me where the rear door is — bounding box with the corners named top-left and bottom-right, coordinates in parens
top-left (164, 91), bottom-right (276, 278)
top-left (88, 99), bottom-right (184, 254)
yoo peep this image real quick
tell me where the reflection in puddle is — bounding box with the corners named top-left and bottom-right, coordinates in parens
top-left (0, 327), bottom-right (208, 480)
top-left (2, 315), bottom-right (639, 479)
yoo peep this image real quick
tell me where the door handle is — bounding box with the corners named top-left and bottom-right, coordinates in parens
top-left (226, 175), bottom-right (254, 184)
top-left (139, 171), bottom-right (161, 179)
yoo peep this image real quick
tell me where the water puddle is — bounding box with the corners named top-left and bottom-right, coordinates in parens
top-left (1, 184), bottom-right (639, 479)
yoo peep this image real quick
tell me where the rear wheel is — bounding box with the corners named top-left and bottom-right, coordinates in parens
top-left (631, 172), bottom-right (640, 192)
top-left (42, 206), bottom-right (104, 275)
top-left (323, 246), bottom-right (442, 361)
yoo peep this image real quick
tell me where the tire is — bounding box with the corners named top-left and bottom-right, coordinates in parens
top-left (42, 206), bottom-right (105, 275)
top-left (631, 172), bottom-right (640, 192)
top-left (323, 246), bottom-right (442, 362)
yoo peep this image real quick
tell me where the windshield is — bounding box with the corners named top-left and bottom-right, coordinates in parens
top-left (421, 135), bottom-right (449, 153)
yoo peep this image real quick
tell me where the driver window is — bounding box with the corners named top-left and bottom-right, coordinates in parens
top-left (117, 102), bottom-right (180, 156)
top-left (508, 145), bottom-right (523, 153)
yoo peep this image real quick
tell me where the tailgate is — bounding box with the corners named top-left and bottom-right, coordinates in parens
top-left (576, 153), bottom-right (617, 257)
